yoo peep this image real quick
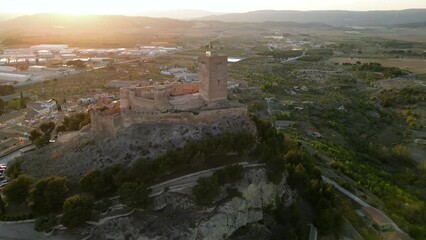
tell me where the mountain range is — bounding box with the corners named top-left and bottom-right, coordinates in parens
top-left (196, 9), bottom-right (426, 26)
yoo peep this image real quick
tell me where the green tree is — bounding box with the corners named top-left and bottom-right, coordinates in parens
top-left (34, 214), bottom-right (57, 232)
top-left (20, 91), bottom-right (26, 108)
top-left (30, 176), bottom-right (69, 214)
top-left (5, 162), bottom-right (21, 180)
top-left (61, 195), bottom-right (93, 228)
top-left (0, 194), bottom-right (5, 214)
top-left (79, 170), bottom-right (106, 197)
top-left (118, 182), bottom-right (151, 208)
top-left (2, 174), bottom-right (34, 205)
top-left (39, 122), bottom-right (55, 134)
top-left (192, 176), bottom-right (220, 205)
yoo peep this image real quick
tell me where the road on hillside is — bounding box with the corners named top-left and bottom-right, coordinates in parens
top-left (322, 176), bottom-right (406, 235)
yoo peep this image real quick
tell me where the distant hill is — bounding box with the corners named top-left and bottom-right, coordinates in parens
top-left (0, 13), bottom-right (191, 33)
top-left (197, 9), bottom-right (426, 26)
top-left (393, 21), bottom-right (426, 28)
top-left (137, 9), bottom-right (222, 20)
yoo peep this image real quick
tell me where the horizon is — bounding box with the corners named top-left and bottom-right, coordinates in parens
top-left (1, 0), bottom-right (426, 16)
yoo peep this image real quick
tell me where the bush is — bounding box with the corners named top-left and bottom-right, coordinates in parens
top-left (192, 176), bottom-right (220, 205)
top-left (61, 195), bottom-right (93, 228)
top-left (30, 176), bottom-right (69, 215)
top-left (213, 165), bottom-right (244, 185)
top-left (2, 174), bottom-right (35, 205)
top-left (34, 214), bottom-right (57, 232)
top-left (0, 194), bottom-right (5, 214)
top-left (5, 162), bottom-right (21, 180)
top-left (79, 170), bottom-right (107, 197)
top-left (118, 182), bottom-right (151, 209)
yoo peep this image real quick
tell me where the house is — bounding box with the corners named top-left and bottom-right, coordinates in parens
top-left (79, 98), bottom-right (96, 104)
top-left (362, 207), bottom-right (393, 231)
top-left (25, 100), bottom-right (57, 119)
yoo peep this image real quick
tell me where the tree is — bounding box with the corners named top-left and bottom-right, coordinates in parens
top-left (2, 174), bottom-right (34, 205)
top-left (61, 195), bottom-right (93, 228)
top-left (39, 122), bottom-right (55, 134)
top-left (34, 214), bottom-right (57, 232)
top-left (118, 182), bottom-right (151, 209)
top-left (79, 170), bottom-right (107, 197)
top-left (5, 162), bottom-right (21, 180)
top-left (20, 91), bottom-right (26, 108)
top-left (192, 176), bottom-right (220, 205)
top-left (30, 176), bottom-right (69, 214)
top-left (0, 194), bottom-right (5, 214)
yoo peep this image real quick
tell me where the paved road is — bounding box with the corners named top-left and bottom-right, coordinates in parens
top-left (150, 162), bottom-right (265, 196)
top-left (0, 145), bottom-right (35, 165)
top-left (322, 176), bottom-right (406, 235)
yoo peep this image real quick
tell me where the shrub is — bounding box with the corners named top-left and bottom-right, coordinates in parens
top-left (61, 195), bottom-right (93, 228)
top-left (118, 182), bottom-right (151, 209)
top-left (2, 174), bottom-right (35, 205)
top-left (34, 214), bottom-right (57, 232)
top-left (30, 176), bottom-right (69, 215)
top-left (192, 176), bottom-right (220, 205)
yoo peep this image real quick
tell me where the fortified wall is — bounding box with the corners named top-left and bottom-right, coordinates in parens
top-left (90, 53), bottom-right (248, 137)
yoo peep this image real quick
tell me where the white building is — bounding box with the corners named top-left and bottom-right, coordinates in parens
top-left (31, 44), bottom-right (69, 51)
top-left (0, 72), bottom-right (33, 83)
top-left (0, 66), bottom-right (17, 72)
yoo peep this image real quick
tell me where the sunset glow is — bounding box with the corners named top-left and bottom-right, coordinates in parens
top-left (1, 0), bottom-right (426, 14)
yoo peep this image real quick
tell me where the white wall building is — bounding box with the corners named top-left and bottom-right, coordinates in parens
top-left (31, 44), bottom-right (69, 51)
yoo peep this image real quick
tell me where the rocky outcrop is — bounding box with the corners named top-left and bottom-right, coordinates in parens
top-left (83, 168), bottom-right (294, 240)
top-left (15, 116), bottom-right (255, 181)
top-left (194, 168), bottom-right (293, 239)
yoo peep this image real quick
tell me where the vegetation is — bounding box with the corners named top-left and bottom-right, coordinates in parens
top-left (2, 174), bottom-right (35, 205)
top-left (5, 162), bottom-right (21, 180)
top-left (193, 176), bottom-right (220, 205)
top-left (192, 164), bottom-right (245, 205)
top-left (34, 214), bottom-right (57, 233)
top-left (61, 195), bottom-right (93, 228)
top-left (353, 62), bottom-right (406, 78)
top-left (29, 121), bottom-right (55, 148)
top-left (118, 182), bottom-right (151, 208)
top-left (0, 85), bottom-right (15, 96)
top-left (30, 176), bottom-right (69, 215)
top-left (56, 112), bottom-right (91, 132)
top-left (0, 194), bottom-right (5, 214)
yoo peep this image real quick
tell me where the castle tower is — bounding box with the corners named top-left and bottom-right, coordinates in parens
top-left (198, 52), bottom-right (228, 102)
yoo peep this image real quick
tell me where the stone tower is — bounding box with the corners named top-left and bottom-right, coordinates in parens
top-left (198, 52), bottom-right (228, 102)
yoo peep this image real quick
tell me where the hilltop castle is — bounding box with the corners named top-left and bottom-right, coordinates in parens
top-left (90, 53), bottom-right (247, 136)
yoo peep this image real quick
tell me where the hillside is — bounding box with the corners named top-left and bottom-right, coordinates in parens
top-left (197, 9), bottom-right (426, 26)
top-left (393, 21), bottom-right (426, 28)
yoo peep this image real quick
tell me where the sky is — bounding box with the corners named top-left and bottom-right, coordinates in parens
top-left (1, 0), bottom-right (426, 14)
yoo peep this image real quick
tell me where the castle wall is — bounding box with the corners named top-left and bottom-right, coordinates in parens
top-left (169, 83), bottom-right (199, 96)
top-left (121, 106), bottom-right (247, 128)
top-left (90, 111), bottom-right (121, 137)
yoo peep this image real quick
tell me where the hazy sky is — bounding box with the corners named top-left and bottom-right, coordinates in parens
top-left (1, 0), bottom-right (426, 14)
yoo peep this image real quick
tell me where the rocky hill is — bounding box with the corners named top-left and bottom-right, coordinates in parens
top-left (14, 116), bottom-right (255, 182)
top-left (80, 168), bottom-right (294, 240)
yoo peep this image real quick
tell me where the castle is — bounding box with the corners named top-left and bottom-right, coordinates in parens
top-left (90, 52), bottom-right (247, 136)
